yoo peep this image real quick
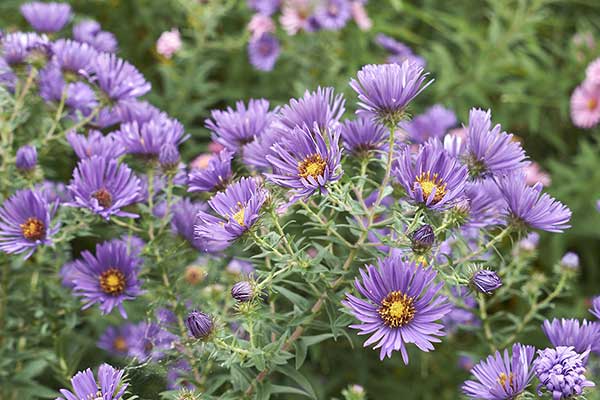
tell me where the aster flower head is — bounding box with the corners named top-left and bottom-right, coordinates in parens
top-left (98, 324), bottom-right (136, 356)
top-left (591, 296), bottom-right (600, 320)
top-left (340, 117), bottom-right (388, 155)
top-left (242, 127), bottom-right (280, 169)
top-left (276, 86), bottom-right (345, 135)
top-left (1, 32), bottom-right (50, 66)
top-left (570, 83), bottom-right (600, 129)
top-left (342, 257), bottom-right (451, 362)
top-left (206, 98), bottom-right (275, 152)
top-left (471, 270), bottom-right (502, 295)
top-left (20, 2), bottom-right (71, 33)
top-left (313, 0), bottom-right (352, 30)
top-left (172, 198), bottom-right (209, 250)
top-left (15, 144), bottom-right (37, 172)
top-left (265, 123), bottom-right (342, 201)
top-left (67, 156), bottom-right (141, 220)
top-left (117, 99), bottom-right (162, 124)
top-left (167, 360), bottom-right (194, 390)
top-left (400, 104), bottom-right (457, 144)
top-left (248, 33), bottom-right (280, 71)
top-left (375, 34), bottom-right (413, 56)
top-left (0, 189), bottom-right (59, 259)
top-left (188, 149), bottom-right (233, 192)
top-left (496, 173), bottom-right (571, 232)
top-left (67, 130), bottom-right (126, 159)
top-left (462, 343), bottom-right (536, 400)
top-left (51, 38), bottom-right (97, 78)
top-left (410, 224), bottom-right (434, 253)
top-left (541, 318), bottom-right (600, 355)
top-left (57, 363), bottom-right (127, 400)
top-left (194, 177), bottom-right (268, 252)
top-left (394, 139), bottom-right (468, 210)
top-left (92, 52), bottom-right (151, 102)
top-left (226, 258), bottom-right (255, 277)
top-left (158, 143), bottom-right (180, 171)
top-left (463, 179), bottom-right (506, 228)
top-left (117, 114), bottom-right (188, 158)
top-left (248, 0), bottom-right (281, 15)
top-left (128, 321), bottom-right (177, 361)
top-left (534, 346), bottom-right (595, 400)
top-left (231, 281), bottom-right (254, 302)
top-left (464, 108), bottom-right (527, 178)
top-left (248, 14), bottom-right (276, 39)
top-left (71, 239), bottom-right (143, 318)
top-left (186, 310), bottom-right (214, 339)
top-left (560, 252), bottom-right (579, 270)
top-left (156, 28), bottom-right (182, 59)
top-left (350, 61), bottom-right (433, 125)
top-left (73, 20), bottom-right (118, 53)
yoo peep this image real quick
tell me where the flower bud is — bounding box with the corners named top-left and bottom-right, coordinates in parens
top-left (410, 224), bottom-right (434, 253)
top-left (185, 310), bottom-right (213, 339)
top-left (159, 143), bottom-right (180, 171)
top-left (560, 252), bottom-right (579, 270)
top-left (16, 144), bottom-right (37, 172)
top-left (471, 269), bottom-right (502, 294)
top-left (231, 281), bottom-right (253, 302)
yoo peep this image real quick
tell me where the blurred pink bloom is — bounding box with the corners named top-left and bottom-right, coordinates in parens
top-left (156, 28), bottom-right (182, 59)
top-left (351, 1), bottom-right (371, 31)
top-left (585, 57), bottom-right (600, 88)
top-left (524, 162), bottom-right (551, 187)
top-left (573, 32), bottom-right (595, 50)
top-left (447, 127), bottom-right (467, 140)
top-left (570, 83), bottom-right (600, 128)
top-left (280, 0), bottom-right (311, 35)
top-left (248, 14), bottom-right (276, 40)
top-left (190, 153), bottom-right (212, 170)
top-left (208, 141), bottom-right (225, 153)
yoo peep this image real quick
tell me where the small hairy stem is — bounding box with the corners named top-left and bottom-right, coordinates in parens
top-left (477, 293), bottom-right (497, 352)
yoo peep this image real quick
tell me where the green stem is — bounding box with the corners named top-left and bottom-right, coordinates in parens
top-left (477, 293), bottom-right (497, 352)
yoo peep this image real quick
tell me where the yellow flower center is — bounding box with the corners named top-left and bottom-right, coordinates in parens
top-left (99, 268), bottom-right (126, 295)
top-left (415, 171), bottom-right (447, 204)
top-left (298, 154), bottom-right (327, 180)
top-left (232, 203), bottom-right (245, 226)
top-left (20, 217), bottom-right (45, 241)
top-left (92, 188), bottom-right (113, 208)
top-left (113, 336), bottom-right (128, 353)
top-left (588, 98), bottom-right (598, 111)
top-left (378, 291), bottom-right (416, 328)
top-left (497, 372), bottom-right (515, 390)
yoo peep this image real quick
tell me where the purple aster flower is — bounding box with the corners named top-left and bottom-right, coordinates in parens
top-left (541, 318), bottom-right (600, 355)
top-left (15, 144), bottom-right (37, 172)
top-left (266, 124), bottom-right (342, 201)
top-left (340, 117), bottom-right (388, 155)
top-left (471, 270), bottom-right (502, 295)
top-left (116, 99), bottom-right (161, 124)
top-left (51, 38), bottom-right (97, 77)
top-left (560, 252), bottom-right (579, 270)
top-left (459, 355), bottom-right (476, 372)
top-left (206, 98), bottom-right (275, 152)
top-left (590, 296), bottom-right (600, 320)
top-left (194, 177), bottom-right (268, 252)
top-left (128, 321), bottom-right (177, 361)
top-left (248, 0), bottom-right (281, 16)
top-left (1, 32), bottom-right (50, 66)
top-left (71, 239), bottom-right (143, 318)
top-left (0, 57), bottom-right (16, 90)
top-left (226, 258), bottom-right (255, 277)
top-left (172, 198), bottom-right (209, 250)
top-left (0, 189), bottom-right (59, 259)
top-left (67, 130), bottom-right (126, 159)
top-left (388, 53), bottom-right (427, 69)
top-left (276, 86), bottom-right (345, 135)
top-left (186, 310), bottom-right (213, 339)
top-left (158, 144), bottom-right (180, 169)
top-left (400, 104), bottom-right (457, 144)
top-left (92, 52), bottom-right (150, 101)
top-left (20, 2), bottom-right (71, 33)
top-left (64, 81), bottom-right (99, 116)
top-left (375, 34), bottom-right (413, 55)
top-left (342, 257), bottom-right (451, 362)
top-left (98, 323), bottom-right (137, 356)
top-left (350, 61), bottom-right (433, 124)
top-left (394, 140), bottom-right (468, 210)
top-left (36, 180), bottom-right (69, 203)
top-left (242, 127), bottom-right (279, 169)
top-left (462, 343), bottom-right (536, 399)
top-left (60, 260), bottom-right (82, 289)
top-left (464, 108), bottom-right (527, 178)
top-left (231, 281), bottom-right (254, 302)
top-left (187, 149), bottom-right (233, 192)
top-left (443, 287), bottom-right (479, 333)
top-left (116, 114), bottom-right (188, 158)
top-left (463, 179), bottom-right (506, 228)
top-left (73, 20), bottom-right (118, 53)
top-left (517, 231), bottom-right (540, 252)
top-left (313, 0), bottom-right (352, 30)
top-left (534, 346), bottom-right (595, 400)
top-left (496, 173), bottom-right (571, 232)
top-left (57, 363), bottom-right (127, 400)
top-left (167, 360), bottom-right (195, 390)
top-left (248, 33), bottom-right (280, 71)
top-left (66, 156), bottom-right (141, 220)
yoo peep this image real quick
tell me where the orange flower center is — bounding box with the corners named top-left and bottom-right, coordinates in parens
top-left (20, 217), bottom-right (45, 241)
top-left (378, 291), bottom-right (416, 328)
top-left (298, 154), bottom-right (326, 180)
top-left (415, 172), bottom-right (447, 204)
top-left (99, 268), bottom-right (126, 295)
top-left (587, 98), bottom-right (598, 111)
top-left (497, 372), bottom-right (515, 390)
top-left (113, 336), bottom-right (128, 353)
top-left (92, 188), bottom-right (113, 208)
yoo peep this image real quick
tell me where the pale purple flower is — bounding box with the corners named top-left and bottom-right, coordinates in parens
top-left (313, 0), bottom-right (352, 30)
top-left (248, 0), bottom-right (281, 15)
top-left (98, 324), bottom-right (137, 356)
top-left (156, 28), bottom-right (182, 59)
top-left (57, 364), bottom-right (127, 400)
top-left (1, 32), bottom-right (50, 66)
top-left (541, 318), bottom-right (600, 355)
top-left (172, 198), bottom-right (209, 250)
top-left (186, 310), bottom-right (213, 339)
top-left (67, 130), bottom-right (126, 159)
top-left (20, 2), bottom-right (71, 33)
top-left (590, 296), bottom-right (600, 320)
top-left (248, 33), bottom-right (280, 71)
top-left (128, 321), bottom-right (177, 361)
top-left (471, 270), bottom-right (502, 295)
top-left (187, 149), bottom-right (233, 192)
top-left (560, 252), bottom-right (579, 270)
top-left (116, 114), bottom-right (188, 157)
top-left (534, 346), bottom-right (595, 400)
top-left (92, 53), bottom-right (151, 101)
top-left (400, 104), bottom-right (456, 144)
top-left (15, 145), bottom-right (37, 172)
top-left (340, 117), bottom-right (388, 155)
top-left (73, 20), bottom-right (118, 53)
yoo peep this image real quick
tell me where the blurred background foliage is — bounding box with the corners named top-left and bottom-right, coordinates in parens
top-left (1, 0), bottom-right (600, 398)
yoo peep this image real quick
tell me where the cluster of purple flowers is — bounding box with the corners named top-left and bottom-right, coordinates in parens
top-left (571, 56), bottom-right (600, 128)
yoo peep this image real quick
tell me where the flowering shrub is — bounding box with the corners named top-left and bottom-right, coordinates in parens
top-left (0, 2), bottom-right (599, 400)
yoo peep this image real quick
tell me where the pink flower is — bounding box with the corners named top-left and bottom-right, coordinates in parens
top-left (248, 14), bottom-right (276, 39)
top-left (351, 1), bottom-right (371, 31)
top-left (585, 57), bottom-right (600, 88)
top-left (524, 162), bottom-right (551, 187)
top-left (570, 83), bottom-right (600, 129)
top-left (190, 153), bottom-right (212, 170)
top-left (156, 28), bottom-right (182, 59)
top-left (208, 141), bottom-right (224, 153)
top-left (280, 0), bottom-right (312, 35)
